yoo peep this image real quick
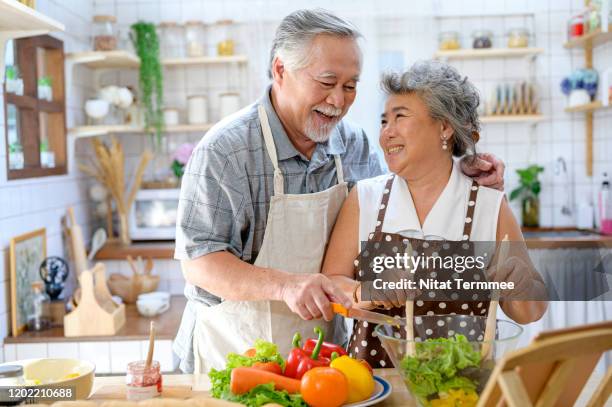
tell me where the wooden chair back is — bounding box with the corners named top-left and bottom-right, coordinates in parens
top-left (478, 321), bottom-right (612, 407)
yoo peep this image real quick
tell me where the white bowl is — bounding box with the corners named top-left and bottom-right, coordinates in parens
top-left (0, 358), bottom-right (95, 400)
top-left (138, 291), bottom-right (171, 302)
top-left (137, 298), bottom-right (170, 317)
top-left (85, 99), bottom-right (110, 119)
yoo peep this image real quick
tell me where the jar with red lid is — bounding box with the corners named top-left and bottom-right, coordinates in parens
top-left (568, 15), bottom-right (584, 39)
top-left (126, 360), bottom-right (162, 401)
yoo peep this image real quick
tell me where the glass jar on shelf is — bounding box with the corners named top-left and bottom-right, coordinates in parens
top-left (568, 15), bottom-right (585, 39)
top-left (438, 31), bottom-right (461, 50)
top-left (92, 15), bottom-right (118, 51)
top-left (507, 28), bottom-right (530, 48)
top-left (27, 281), bottom-right (51, 331)
top-left (472, 30), bottom-right (493, 49)
top-left (209, 20), bottom-right (236, 56)
top-left (159, 22), bottom-right (185, 59)
top-left (185, 21), bottom-right (205, 57)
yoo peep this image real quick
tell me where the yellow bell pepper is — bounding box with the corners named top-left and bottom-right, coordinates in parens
top-left (430, 389), bottom-right (479, 407)
top-left (329, 356), bottom-right (375, 403)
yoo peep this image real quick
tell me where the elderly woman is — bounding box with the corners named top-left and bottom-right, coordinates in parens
top-left (322, 60), bottom-right (547, 367)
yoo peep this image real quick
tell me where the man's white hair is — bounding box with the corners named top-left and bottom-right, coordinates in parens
top-left (268, 8), bottom-right (362, 78)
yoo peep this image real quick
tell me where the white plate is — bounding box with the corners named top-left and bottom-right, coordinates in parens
top-left (343, 376), bottom-right (392, 407)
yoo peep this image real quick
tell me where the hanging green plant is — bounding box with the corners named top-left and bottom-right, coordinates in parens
top-left (130, 21), bottom-right (164, 147)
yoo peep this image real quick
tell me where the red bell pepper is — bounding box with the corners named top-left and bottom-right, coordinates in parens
top-left (303, 337), bottom-right (347, 359)
top-left (295, 327), bottom-right (331, 379)
top-left (284, 333), bottom-right (309, 378)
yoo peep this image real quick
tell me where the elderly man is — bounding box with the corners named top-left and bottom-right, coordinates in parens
top-left (174, 8), bottom-right (505, 373)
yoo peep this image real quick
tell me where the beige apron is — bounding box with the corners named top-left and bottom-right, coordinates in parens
top-left (193, 104), bottom-right (348, 373)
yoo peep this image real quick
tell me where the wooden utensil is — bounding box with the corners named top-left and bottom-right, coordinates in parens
top-left (481, 234), bottom-right (509, 359)
top-left (146, 321), bottom-right (155, 367)
top-left (67, 206), bottom-right (88, 275)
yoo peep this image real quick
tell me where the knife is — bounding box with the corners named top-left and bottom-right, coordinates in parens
top-left (331, 303), bottom-right (405, 327)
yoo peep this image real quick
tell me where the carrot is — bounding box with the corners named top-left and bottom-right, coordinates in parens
top-left (230, 367), bottom-right (301, 395)
top-left (252, 361), bottom-right (283, 375)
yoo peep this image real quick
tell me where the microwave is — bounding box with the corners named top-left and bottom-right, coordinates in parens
top-left (129, 189), bottom-right (180, 240)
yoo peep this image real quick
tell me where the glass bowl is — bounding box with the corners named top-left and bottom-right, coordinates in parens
top-left (375, 315), bottom-right (522, 407)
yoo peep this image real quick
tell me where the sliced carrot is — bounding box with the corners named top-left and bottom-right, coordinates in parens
top-left (331, 303), bottom-right (349, 317)
top-left (243, 348), bottom-right (257, 357)
top-left (230, 367), bottom-right (301, 395)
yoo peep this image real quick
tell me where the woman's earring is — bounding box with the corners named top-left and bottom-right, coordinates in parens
top-left (441, 136), bottom-right (448, 150)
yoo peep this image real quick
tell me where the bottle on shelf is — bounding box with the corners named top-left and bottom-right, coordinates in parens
top-left (598, 172), bottom-right (612, 235)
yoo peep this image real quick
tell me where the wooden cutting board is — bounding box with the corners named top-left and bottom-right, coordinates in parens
top-left (90, 385), bottom-right (207, 400)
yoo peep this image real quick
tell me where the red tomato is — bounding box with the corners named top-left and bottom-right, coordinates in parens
top-left (301, 367), bottom-right (348, 407)
top-left (252, 361), bottom-right (283, 375)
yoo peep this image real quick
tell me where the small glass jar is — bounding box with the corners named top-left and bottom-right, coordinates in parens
top-left (163, 108), bottom-right (180, 126)
top-left (187, 95), bottom-right (209, 124)
top-left (438, 31), bottom-right (461, 50)
top-left (92, 15), bottom-right (118, 51)
top-left (219, 92), bottom-right (241, 118)
top-left (568, 15), bottom-right (584, 39)
top-left (210, 20), bottom-right (235, 56)
top-left (472, 30), bottom-right (493, 49)
top-left (507, 28), bottom-right (529, 48)
top-left (126, 361), bottom-right (162, 401)
top-left (159, 22), bottom-right (185, 59)
top-left (185, 21), bottom-right (205, 57)
top-left (27, 281), bottom-right (51, 331)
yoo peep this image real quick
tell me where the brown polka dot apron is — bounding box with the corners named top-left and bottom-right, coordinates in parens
top-left (348, 174), bottom-right (490, 368)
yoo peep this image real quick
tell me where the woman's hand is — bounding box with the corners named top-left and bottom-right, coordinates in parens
top-left (486, 256), bottom-right (534, 300)
top-left (460, 153), bottom-right (505, 191)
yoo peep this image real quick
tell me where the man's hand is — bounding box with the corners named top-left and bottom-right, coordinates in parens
top-left (460, 153), bottom-right (505, 191)
top-left (280, 274), bottom-right (352, 321)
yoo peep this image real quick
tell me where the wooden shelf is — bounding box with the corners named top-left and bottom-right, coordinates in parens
top-left (69, 123), bottom-right (214, 138)
top-left (67, 51), bottom-right (248, 70)
top-left (0, 0), bottom-right (65, 84)
top-left (163, 55), bottom-right (248, 66)
top-left (66, 50), bottom-right (140, 69)
top-left (563, 26), bottom-right (612, 49)
top-left (481, 114), bottom-right (544, 124)
top-left (0, 0), bottom-right (64, 33)
top-left (564, 101), bottom-right (612, 113)
top-left (434, 47), bottom-right (543, 60)
top-left (94, 241), bottom-right (175, 260)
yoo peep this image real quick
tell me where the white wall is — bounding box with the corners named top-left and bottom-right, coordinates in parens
top-left (0, 0), bottom-right (96, 359)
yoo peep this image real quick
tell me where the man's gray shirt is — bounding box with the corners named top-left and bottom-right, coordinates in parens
top-left (173, 86), bottom-right (384, 372)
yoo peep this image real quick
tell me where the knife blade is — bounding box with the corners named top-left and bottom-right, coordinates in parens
top-left (331, 303), bottom-right (405, 327)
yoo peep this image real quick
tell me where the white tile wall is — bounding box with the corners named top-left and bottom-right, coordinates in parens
top-left (0, 0), bottom-right (95, 353)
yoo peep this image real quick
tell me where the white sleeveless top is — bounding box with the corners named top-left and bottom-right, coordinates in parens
top-left (357, 163), bottom-right (504, 244)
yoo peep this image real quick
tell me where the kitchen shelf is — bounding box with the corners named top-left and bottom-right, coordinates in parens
top-left (564, 101), bottom-right (612, 113)
top-left (480, 115), bottom-right (544, 124)
top-left (69, 123), bottom-right (214, 138)
top-left (66, 50), bottom-right (139, 69)
top-left (563, 26), bottom-right (612, 49)
top-left (434, 47), bottom-right (544, 60)
top-left (163, 55), bottom-right (248, 66)
top-left (67, 50), bottom-right (248, 70)
top-left (0, 0), bottom-right (65, 84)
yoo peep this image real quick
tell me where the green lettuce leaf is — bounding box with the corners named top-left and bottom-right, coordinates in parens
top-left (400, 334), bottom-right (482, 400)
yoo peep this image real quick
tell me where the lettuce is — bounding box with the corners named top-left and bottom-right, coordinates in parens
top-left (400, 335), bottom-right (482, 401)
top-left (209, 340), bottom-right (307, 407)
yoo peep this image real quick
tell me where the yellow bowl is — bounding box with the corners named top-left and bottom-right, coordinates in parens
top-left (0, 358), bottom-right (95, 401)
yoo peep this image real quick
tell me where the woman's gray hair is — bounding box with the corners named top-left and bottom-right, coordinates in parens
top-left (268, 9), bottom-right (362, 78)
top-left (381, 60), bottom-right (481, 157)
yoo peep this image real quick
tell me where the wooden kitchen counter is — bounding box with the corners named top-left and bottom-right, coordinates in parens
top-left (4, 296), bottom-right (186, 344)
top-left (89, 368), bottom-right (605, 406)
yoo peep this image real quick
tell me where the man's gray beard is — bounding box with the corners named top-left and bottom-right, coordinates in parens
top-left (304, 117), bottom-right (337, 143)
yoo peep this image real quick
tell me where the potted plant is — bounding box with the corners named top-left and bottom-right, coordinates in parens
top-left (510, 165), bottom-right (544, 227)
top-left (130, 21), bottom-right (164, 147)
top-left (171, 143), bottom-right (195, 181)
